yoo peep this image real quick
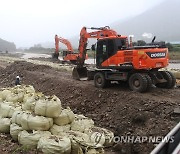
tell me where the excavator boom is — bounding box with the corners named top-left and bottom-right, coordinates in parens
top-left (54, 35), bottom-right (88, 63)
top-left (73, 26), bottom-right (122, 80)
top-left (77, 26), bottom-right (119, 66)
top-left (55, 35), bottom-right (73, 53)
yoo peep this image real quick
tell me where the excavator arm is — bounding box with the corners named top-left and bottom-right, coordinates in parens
top-left (73, 26), bottom-right (120, 80)
top-left (77, 26), bottom-right (119, 67)
top-left (55, 35), bottom-right (73, 53)
top-left (54, 34), bottom-right (88, 63)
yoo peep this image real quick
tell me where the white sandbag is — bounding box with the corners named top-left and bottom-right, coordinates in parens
top-left (0, 97), bottom-right (3, 103)
top-left (71, 116), bottom-right (94, 133)
top-left (0, 89), bottom-right (11, 100)
top-left (6, 91), bottom-right (24, 103)
top-left (98, 127), bottom-right (114, 147)
top-left (23, 85), bottom-right (35, 93)
top-left (0, 118), bottom-right (11, 133)
top-left (74, 114), bottom-right (87, 120)
top-left (50, 124), bottom-right (70, 136)
top-left (12, 111), bottom-right (25, 125)
top-left (85, 127), bottom-right (114, 147)
top-left (54, 107), bottom-right (75, 126)
top-left (18, 130), bottom-right (51, 148)
top-left (86, 148), bottom-right (104, 154)
top-left (37, 136), bottom-right (71, 154)
top-left (0, 103), bottom-right (22, 118)
top-left (174, 71), bottom-right (180, 79)
top-left (71, 139), bottom-right (83, 154)
top-left (68, 131), bottom-right (103, 154)
top-left (22, 92), bottom-right (44, 111)
top-left (10, 123), bottom-right (23, 141)
top-left (13, 85), bottom-right (35, 94)
top-left (21, 112), bottom-right (53, 131)
top-left (34, 95), bottom-right (61, 118)
top-left (68, 131), bottom-right (90, 143)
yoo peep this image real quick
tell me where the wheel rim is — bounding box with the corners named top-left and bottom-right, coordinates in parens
top-left (134, 79), bottom-right (140, 87)
top-left (97, 77), bottom-right (102, 84)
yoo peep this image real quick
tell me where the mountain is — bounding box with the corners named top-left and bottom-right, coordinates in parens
top-left (112, 0), bottom-right (180, 43)
top-left (0, 38), bottom-right (16, 52)
top-left (38, 0), bottom-right (180, 49)
top-left (68, 0), bottom-right (180, 48)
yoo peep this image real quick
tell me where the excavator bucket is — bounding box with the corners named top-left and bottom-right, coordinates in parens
top-left (72, 67), bottom-right (88, 80)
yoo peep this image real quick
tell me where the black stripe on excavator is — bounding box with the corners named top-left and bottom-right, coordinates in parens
top-left (146, 52), bottom-right (166, 59)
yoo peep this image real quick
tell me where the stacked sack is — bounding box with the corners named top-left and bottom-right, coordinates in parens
top-left (0, 85), bottom-right (114, 154)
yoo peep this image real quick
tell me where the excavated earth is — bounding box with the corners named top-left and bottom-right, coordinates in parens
top-left (0, 60), bottom-right (180, 154)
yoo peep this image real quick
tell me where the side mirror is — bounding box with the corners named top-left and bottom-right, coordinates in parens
top-left (91, 44), bottom-right (96, 51)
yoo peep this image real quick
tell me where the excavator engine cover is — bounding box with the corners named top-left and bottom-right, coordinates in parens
top-left (72, 67), bottom-right (88, 80)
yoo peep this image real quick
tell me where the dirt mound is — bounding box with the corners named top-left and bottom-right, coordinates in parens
top-left (0, 61), bottom-right (180, 154)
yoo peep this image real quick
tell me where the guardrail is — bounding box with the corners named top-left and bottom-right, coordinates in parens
top-left (151, 122), bottom-right (180, 154)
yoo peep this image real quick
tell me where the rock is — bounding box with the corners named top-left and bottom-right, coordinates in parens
top-left (174, 108), bottom-right (180, 114)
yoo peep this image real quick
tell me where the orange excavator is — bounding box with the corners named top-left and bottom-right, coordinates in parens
top-left (72, 26), bottom-right (176, 92)
top-left (54, 35), bottom-right (88, 64)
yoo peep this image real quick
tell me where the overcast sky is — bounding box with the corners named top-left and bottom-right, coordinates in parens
top-left (0, 0), bottom-right (165, 48)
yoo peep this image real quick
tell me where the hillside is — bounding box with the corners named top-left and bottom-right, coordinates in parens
top-left (113, 0), bottom-right (180, 42)
top-left (0, 38), bottom-right (16, 52)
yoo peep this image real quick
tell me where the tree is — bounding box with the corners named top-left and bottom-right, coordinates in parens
top-left (165, 43), bottom-right (173, 51)
top-left (137, 40), bottom-right (146, 46)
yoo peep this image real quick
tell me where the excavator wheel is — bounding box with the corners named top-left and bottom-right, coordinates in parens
top-left (129, 73), bottom-right (148, 92)
top-left (94, 72), bottom-right (110, 88)
top-left (166, 71), bottom-right (176, 88)
top-left (70, 60), bottom-right (77, 65)
top-left (144, 74), bottom-right (153, 91)
top-left (52, 52), bottom-right (59, 59)
top-left (156, 71), bottom-right (176, 89)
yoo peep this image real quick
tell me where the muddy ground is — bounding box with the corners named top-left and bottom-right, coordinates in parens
top-left (0, 60), bottom-right (180, 154)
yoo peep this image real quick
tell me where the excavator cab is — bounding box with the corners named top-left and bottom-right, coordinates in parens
top-left (96, 37), bottom-right (127, 68)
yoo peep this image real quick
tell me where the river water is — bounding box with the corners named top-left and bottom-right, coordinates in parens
top-left (19, 52), bottom-right (180, 69)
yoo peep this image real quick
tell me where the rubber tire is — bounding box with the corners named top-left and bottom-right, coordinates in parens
top-left (52, 53), bottom-right (59, 59)
top-left (129, 73), bottom-right (148, 92)
top-left (156, 71), bottom-right (174, 89)
top-left (166, 71), bottom-right (176, 88)
top-left (144, 74), bottom-right (153, 91)
top-left (70, 60), bottom-right (77, 65)
top-left (94, 72), bottom-right (109, 88)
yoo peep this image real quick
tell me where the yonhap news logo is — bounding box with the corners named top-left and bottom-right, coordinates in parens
top-left (90, 132), bottom-right (174, 145)
top-left (112, 135), bottom-right (174, 144)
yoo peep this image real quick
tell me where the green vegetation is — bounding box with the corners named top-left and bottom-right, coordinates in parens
top-left (87, 50), bottom-right (96, 58)
top-left (24, 46), bottom-right (54, 55)
top-left (168, 44), bottom-right (180, 60)
top-left (132, 41), bottom-right (180, 60)
top-left (169, 52), bottom-right (180, 60)
top-left (170, 44), bottom-right (180, 52)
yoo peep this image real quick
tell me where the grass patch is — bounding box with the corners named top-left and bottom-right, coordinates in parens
top-left (169, 51), bottom-right (180, 60)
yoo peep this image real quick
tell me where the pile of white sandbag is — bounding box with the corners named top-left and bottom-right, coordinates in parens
top-left (160, 68), bottom-right (180, 79)
top-left (0, 85), bottom-right (114, 154)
